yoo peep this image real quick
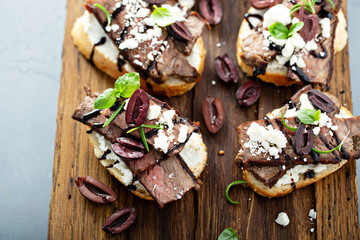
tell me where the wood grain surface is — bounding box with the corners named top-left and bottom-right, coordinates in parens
top-left (48, 0), bottom-right (360, 239)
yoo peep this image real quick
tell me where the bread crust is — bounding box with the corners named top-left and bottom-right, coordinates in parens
top-left (72, 12), bottom-right (206, 97)
top-left (240, 107), bottom-right (353, 198)
top-left (236, 7), bottom-right (348, 86)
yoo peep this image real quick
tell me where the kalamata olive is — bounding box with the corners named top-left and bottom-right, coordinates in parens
top-left (236, 80), bottom-right (261, 106)
top-left (102, 207), bottom-right (137, 235)
top-left (143, 0), bottom-right (166, 4)
top-left (75, 176), bottom-right (117, 204)
top-left (250, 0), bottom-right (273, 9)
top-left (214, 54), bottom-right (239, 83)
top-left (112, 137), bottom-right (145, 160)
top-left (125, 89), bottom-right (150, 127)
top-left (299, 6), bottom-right (319, 42)
top-left (294, 124), bottom-right (314, 155)
top-left (202, 96), bottom-right (225, 134)
top-left (167, 22), bottom-right (192, 42)
top-left (307, 89), bottom-right (335, 112)
top-left (199, 0), bottom-right (222, 25)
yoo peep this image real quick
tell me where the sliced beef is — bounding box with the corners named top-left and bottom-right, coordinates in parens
top-left (72, 90), bottom-right (124, 143)
top-left (247, 165), bottom-right (286, 188)
top-left (138, 154), bottom-right (200, 208)
top-left (173, 13), bottom-right (206, 56)
top-left (125, 151), bottom-right (158, 176)
top-left (84, 0), bottom-right (204, 83)
top-left (239, 29), bottom-right (278, 74)
top-left (287, 16), bottom-right (338, 87)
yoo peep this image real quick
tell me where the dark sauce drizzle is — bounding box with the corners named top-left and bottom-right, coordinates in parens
top-left (90, 37), bottom-right (107, 65)
top-left (311, 44), bottom-right (328, 59)
top-left (106, 164), bottom-right (113, 168)
top-left (111, 5), bottom-right (124, 20)
top-left (305, 169), bottom-right (315, 179)
top-left (127, 185), bottom-right (137, 191)
top-left (82, 109), bottom-right (101, 123)
top-left (86, 123), bottom-right (103, 134)
top-left (244, 13), bottom-right (263, 29)
top-left (318, 133), bottom-right (342, 161)
top-left (292, 64), bottom-right (311, 85)
top-left (99, 149), bottom-right (111, 160)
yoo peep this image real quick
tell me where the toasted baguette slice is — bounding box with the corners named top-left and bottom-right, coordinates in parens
top-left (236, 7), bottom-right (348, 87)
top-left (88, 130), bottom-right (207, 200)
top-left (72, 12), bottom-right (206, 97)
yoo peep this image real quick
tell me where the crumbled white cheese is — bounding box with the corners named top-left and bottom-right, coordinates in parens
top-left (335, 108), bottom-right (351, 119)
top-left (169, 173), bottom-right (174, 179)
top-left (244, 123), bottom-right (287, 159)
top-left (282, 38), bottom-right (295, 57)
top-left (309, 209), bottom-right (317, 219)
top-left (313, 127), bottom-right (320, 135)
top-left (135, 8), bottom-right (150, 18)
top-left (179, 0), bottom-right (195, 9)
top-left (310, 228), bottom-right (315, 233)
top-left (305, 40), bottom-right (318, 51)
top-left (263, 5), bottom-right (291, 28)
top-left (159, 110), bottom-right (176, 132)
top-left (292, 17), bottom-right (300, 24)
top-left (319, 18), bottom-right (331, 38)
top-left (111, 24), bottom-right (120, 32)
top-left (275, 212), bottom-right (290, 227)
top-left (291, 33), bottom-right (306, 49)
top-left (153, 130), bottom-right (170, 153)
top-left (147, 104), bottom-right (161, 120)
top-left (178, 125), bottom-right (189, 143)
top-left (299, 94), bottom-right (315, 110)
top-left (119, 38), bottom-right (139, 50)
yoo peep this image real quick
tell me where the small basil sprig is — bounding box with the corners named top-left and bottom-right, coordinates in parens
top-left (269, 21), bottom-right (304, 40)
top-left (93, 3), bottom-right (112, 26)
top-left (218, 228), bottom-right (239, 240)
top-left (225, 180), bottom-right (246, 205)
top-left (94, 73), bottom-right (140, 127)
top-left (152, 5), bottom-right (176, 27)
top-left (312, 131), bottom-right (350, 154)
top-left (296, 109), bottom-right (321, 125)
top-left (290, 0), bottom-right (334, 16)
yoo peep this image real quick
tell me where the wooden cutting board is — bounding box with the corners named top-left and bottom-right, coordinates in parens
top-left (48, 0), bottom-right (359, 239)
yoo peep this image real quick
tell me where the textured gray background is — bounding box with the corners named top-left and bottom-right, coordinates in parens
top-left (0, 0), bottom-right (358, 239)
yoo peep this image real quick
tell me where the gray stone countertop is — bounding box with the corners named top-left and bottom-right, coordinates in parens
top-left (0, 0), bottom-right (359, 239)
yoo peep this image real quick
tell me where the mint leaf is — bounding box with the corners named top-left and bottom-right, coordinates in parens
top-left (115, 72), bottom-right (141, 98)
top-left (152, 5), bottom-right (175, 27)
top-left (94, 88), bottom-right (119, 109)
top-left (296, 109), bottom-right (316, 125)
top-left (218, 228), bottom-right (238, 240)
top-left (288, 21), bottom-right (304, 37)
top-left (93, 3), bottom-right (111, 26)
top-left (269, 22), bottom-right (289, 40)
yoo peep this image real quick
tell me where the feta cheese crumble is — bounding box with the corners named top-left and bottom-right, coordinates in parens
top-left (275, 212), bottom-right (290, 227)
top-left (244, 122), bottom-right (287, 159)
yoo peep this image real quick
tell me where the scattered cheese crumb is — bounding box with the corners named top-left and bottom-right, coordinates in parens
top-left (275, 212), bottom-right (290, 227)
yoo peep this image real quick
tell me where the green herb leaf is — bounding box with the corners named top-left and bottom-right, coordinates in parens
top-left (218, 228), bottom-right (239, 240)
top-left (93, 3), bottom-right (111, 26)
top-left (312, 131), bottom-right (350, 154)
top-left (290, 0), bottom-right (315, 15)
top-left (126, 124), bottom-right (164, 134)
top-left (103, 101), bottom-right (126, 127)
top-left (225, 180), bottom-right (246, 205)
top-left (327, 0), bottom-right (335, 9)
top-left (94, 88), bottom-right (120, 109)
top-left (269, 22), bottom-right (289, 40)
top-left (140, 126), bottom-right (149, 152)
top-left (314, 110), bottom-right (321, 121)
top-left (152, 5), bottom-right (175, 27)
top-left (288, 21), bottom-right (304, 37)
top-left (296, 109), bottom-right (317, 125)
top-left (115, 72), bottom-right (141, 98)
top-left (281, 107), bottom-right (298, 131)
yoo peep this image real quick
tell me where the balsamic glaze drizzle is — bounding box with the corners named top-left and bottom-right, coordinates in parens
top-left (244, 13), bottom-right (263, 29)
top-left (292, 65), bottom-right (311, 85)
top-left (311, 44), bottom-right (328, 59)
top-left (86, 123), bottom-right (103, 134)
top-left (90, 37), bottom-right (107, 65)
top-left (82, 109), bottom-right (101, 123)
top-left (99, 149), bottom-right (111, 160)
